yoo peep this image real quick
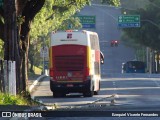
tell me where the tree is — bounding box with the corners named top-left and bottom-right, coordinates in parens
top-left (122, 0), bottom-right (160, 51)
top-left (101, 0), bottom-right (120, 6)
top-left (121, 0), bottom-right (160, 73)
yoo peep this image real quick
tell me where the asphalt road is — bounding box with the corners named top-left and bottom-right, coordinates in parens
top-left (30, 74), bottom-right (160, 120)
top-left (31, 74), bottom-right (160, 109)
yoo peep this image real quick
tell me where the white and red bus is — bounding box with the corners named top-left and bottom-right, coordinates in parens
top-left (49, 30), bottom-right (103, 97)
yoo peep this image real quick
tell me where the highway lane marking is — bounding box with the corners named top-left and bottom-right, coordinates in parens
top-left (153, 80), bottom-right (160, 87)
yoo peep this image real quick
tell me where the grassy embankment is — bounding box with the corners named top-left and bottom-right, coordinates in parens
top-left (0, 66), bottom-right (42, 105)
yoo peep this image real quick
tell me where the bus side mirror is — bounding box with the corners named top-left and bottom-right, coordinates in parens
top-left (100, 51), bottom-right (104, 64)
top-left (101, 59), bottom-right (104, 64)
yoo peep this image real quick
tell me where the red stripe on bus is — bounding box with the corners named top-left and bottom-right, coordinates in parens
top-left (95, 50), bottom-right (100, 62)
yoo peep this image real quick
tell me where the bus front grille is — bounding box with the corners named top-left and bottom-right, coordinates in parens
top-left (55, 55), bottom-right (84, 71)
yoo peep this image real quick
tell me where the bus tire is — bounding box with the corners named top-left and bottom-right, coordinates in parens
top-left (83, 86), bottom-right (94, 97)
top-left (83, 90), bottom-right (94, 97)
top-left (94, 91), bottom-right (98, 95)
top-left (50, 81), bottom-right (54, 92)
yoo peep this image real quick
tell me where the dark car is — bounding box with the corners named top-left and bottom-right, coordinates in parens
top-left (122, 61), bottom-right (146, 73)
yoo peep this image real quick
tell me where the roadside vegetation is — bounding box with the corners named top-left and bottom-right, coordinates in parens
top-left (28, 65), bottom-right (42, 76)
top-left (0, 65), bottom-right (42, 106)
top-left (0, 92), bottom-right (40, 105)
top-left (122, 0), bottom-right (160, 52)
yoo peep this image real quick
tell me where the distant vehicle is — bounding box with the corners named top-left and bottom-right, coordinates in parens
top-left (111, 40), bottom-right (119, 47)
top-left (114, 40), bottom-right (118, 46)
top-left (49, 30), bottom-right (102, 97)
top-left (122, 61), bottom-right (146, 73)
top-left (110, 40), bottom-right (114, 47)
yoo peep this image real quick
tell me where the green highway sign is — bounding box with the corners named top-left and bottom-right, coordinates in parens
top-left (118, 15), bottom-right (140, 28)
top-left (77, 16), bottom-right (96, 24)
top-left (118, 15), bottom-right (140, 23)
top-left (76, 16), bottom-right (96, 28)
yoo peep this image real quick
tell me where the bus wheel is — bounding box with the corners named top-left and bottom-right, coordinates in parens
top-left (83, 87), bottom-right (94, 97)
top-left (94, 91), bottom-right (98, 95)
top-left (83, 90), bottom-right (94, 97)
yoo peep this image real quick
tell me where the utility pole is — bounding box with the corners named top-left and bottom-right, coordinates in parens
top-left (146, 47), bottom-right (149, 72)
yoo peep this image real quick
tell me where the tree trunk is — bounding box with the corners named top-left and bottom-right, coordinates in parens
top-left (4, 0), bottom-right (27, 94)
top-left (3, 0), bottom-right (45, 94)
top-left (19, 0), bottom-right (45, 93)
top-left (30, 57), bottom-right (34, 73)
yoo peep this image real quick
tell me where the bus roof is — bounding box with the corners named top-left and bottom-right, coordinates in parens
top-left (50, 30), bottom-right (98, 47)
top-left (51, 30), bottom-right (98, 35)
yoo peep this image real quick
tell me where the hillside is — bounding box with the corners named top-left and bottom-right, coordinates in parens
top-left (121, 0), bottom-right (149, 9)
top-left (91, 0), bottom-right (149, 9)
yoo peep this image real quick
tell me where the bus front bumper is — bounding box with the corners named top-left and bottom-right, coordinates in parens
top-left (50, 80), bottom-right (91, 93)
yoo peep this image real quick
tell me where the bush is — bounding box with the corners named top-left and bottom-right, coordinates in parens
top-left (0, 91), bottom-right (40, 105)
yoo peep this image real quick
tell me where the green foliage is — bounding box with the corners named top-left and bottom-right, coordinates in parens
top-left (135, 47), bottom-right (146, 61)
top-left (0, 91), bottom-right (41, 105)
top-left (122, 0), bottom-right (160, 51)
top-left (101, 0), bottom-right (121, 7)
top-left (120, 0), bottom-right (149, 10)
top-left (0, 94), bottom-right (17, 105)
top-left (0, 15), bottom-right (4, 24)
top-left (28, 38), bottom-right (42, 71)
top-left (0, 40), bottom-right (4, 59)
top-left (17, 15), bottom-right (25, 26)
top-left (30, 0), bottom-right (90, 39)
top-left (58, 17), bottom-right (82, 30)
